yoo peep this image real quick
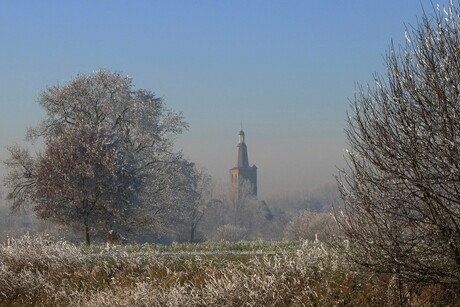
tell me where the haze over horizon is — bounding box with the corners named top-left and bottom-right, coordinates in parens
top-left (0, 1), bottom-right (438, 198)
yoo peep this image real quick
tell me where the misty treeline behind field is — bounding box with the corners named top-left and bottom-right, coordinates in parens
top-left (0, 182), bottom-right (340, 244)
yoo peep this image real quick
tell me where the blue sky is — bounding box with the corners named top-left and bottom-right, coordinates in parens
top-left (0, 0), bottom-right (438, 197)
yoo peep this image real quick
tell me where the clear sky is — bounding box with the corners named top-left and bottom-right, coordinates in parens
top-left (0, 0), bottom-right (439, 198)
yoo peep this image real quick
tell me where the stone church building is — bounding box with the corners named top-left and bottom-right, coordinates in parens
top-left (230, 129), bottom-right (258, 207)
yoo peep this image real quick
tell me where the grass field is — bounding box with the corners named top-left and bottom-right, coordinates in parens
top-left (0, 235), bottom-right (458, 306)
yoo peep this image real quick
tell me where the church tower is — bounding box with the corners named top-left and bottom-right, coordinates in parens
top-left (230, 130), bottom-right (257, 207)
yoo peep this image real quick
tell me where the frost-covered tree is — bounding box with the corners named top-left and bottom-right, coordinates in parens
top-left (183, 167), bottom-right (212, 243)
top-left (284, 210), bottom-right (340, 242)
top-left (337, 2), bottom-right (460, 286)
top-left (212, 224), bottom-right (248, 242)
top-left (4, 69), bottom-right (193, 244)
top-left (35, 126), bottom-right (138, 245)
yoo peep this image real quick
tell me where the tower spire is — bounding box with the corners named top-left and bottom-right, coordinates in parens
top-left (230, 128), bottom-right (258, 207)
top-left (237, 130), bottom-right (249, 167)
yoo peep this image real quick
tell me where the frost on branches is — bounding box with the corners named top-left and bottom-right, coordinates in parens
top-left (336, 1), bottom-right (460, 286)
top-left (4, 70), bottom-right (198, 244)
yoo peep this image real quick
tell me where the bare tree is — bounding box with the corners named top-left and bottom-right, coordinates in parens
top-left (229, 179), bottom-right (274, 239)
top-left (212, 224), bottom-right (248, 242)
top-left (185, 167), bottom-right (212, 243)
top-left (284, 210), bottom-right (341, 242)
top-left (336, 1), bottom-right (460, 286)
top-left (233, 179), bottom-right (257, 226)
top-left (4, 70), bottom-right (192, 244)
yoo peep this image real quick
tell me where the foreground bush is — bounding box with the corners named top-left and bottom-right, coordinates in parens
top-left (337, 0), bottom-right (460, 287)
top-left (0, 235), bottom-right (459, 306)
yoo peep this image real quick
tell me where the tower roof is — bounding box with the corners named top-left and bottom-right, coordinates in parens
top-left (236, 129), bottom-right (249, 168)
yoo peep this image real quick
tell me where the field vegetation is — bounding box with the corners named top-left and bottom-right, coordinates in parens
top-left (1, 235), bottom-right (459, 306)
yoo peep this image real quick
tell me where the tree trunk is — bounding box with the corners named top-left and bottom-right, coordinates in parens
top-left (84, 221), bottom-right (90, 245)
top-left (190, 224), bottom-right (195, 243)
